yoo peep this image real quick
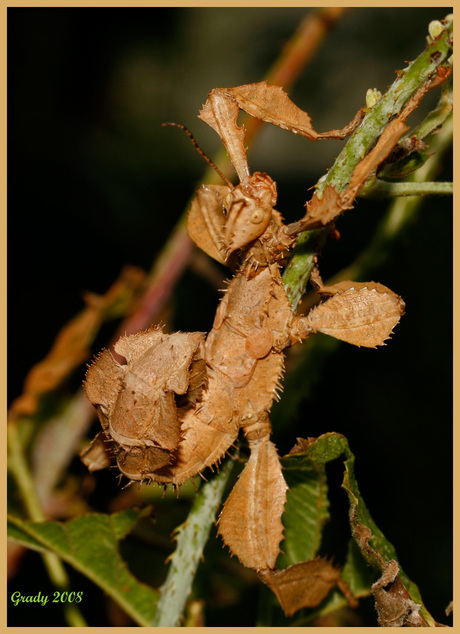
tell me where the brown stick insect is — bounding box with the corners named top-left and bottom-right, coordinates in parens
top-left (82, 81), bottom-right (414, 613)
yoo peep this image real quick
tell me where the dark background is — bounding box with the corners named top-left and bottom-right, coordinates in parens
top-left (8, 7), bottom-right (452, 626)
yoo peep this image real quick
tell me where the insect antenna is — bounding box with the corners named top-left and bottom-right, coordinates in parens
top-left (162, 122), bottom-right (233, 188)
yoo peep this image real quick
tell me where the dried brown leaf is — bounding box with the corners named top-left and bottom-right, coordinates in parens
top-left (348, 505), bottom-right (429, 626)
top-left (373, 576), bottom-right (424, 627)
top-left (258, 557), bottom-right (357, 616)
top-left (9, 266), bottom-right (145, 421)
top-left (287, 437), bottom-right (317, 456)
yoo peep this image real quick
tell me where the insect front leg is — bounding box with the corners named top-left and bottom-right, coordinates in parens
top-left (198, 82), bottom-right (365, 182)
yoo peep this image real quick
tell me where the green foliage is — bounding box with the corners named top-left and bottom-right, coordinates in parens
top-left (8, 509), bottom-right (159, 626)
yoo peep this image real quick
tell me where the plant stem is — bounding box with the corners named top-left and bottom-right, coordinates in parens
top-left (323, 21), bottom-right (452, 195)
top-left (283, 20), bottom-right (452, 309)
top-left (152, 456), bottom-right (235, 627)
top-left (360, 179), bottom-right (452, 199)
top-left (328, 111), bottom-right (452, 285)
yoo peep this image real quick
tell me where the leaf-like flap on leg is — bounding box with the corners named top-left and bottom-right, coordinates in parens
top-left (305, 282), bottom-right (405, 348)
top-left (217, 438), bottom-right (287, 570)
top-left (224, 81), bottom-right (365, 142)
top-left (84, 348), bottom-right (123, 413)
top-left (225, 81), bottom-right (317, 139)
top-left (85, 330), bottom-right (208, 481)
top-left (109, 331), bottom-right (205, 447)
top-left (286, 184), bottom-right (349, 234)
top-left (115, 329), bottom-right (206, 396)
top-left (113, 326), bottom-right (164, 363)
top-left (187, 184), bottom-right (229, 264)
top-left (199, 90), bottom-right (249, 181)
top-left (160, 332), bottom-right (207, 396)
top-left (317, 280), bottom-right (396, 298)
top-left (80, 431), bottom-right (112, 472)
top-left (258, 557), bottom-right (357, 617)
top-left (115, 444), bottom-right (174, 481)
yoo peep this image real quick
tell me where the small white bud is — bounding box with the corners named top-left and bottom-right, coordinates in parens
top-left (428, 20), bottom-right (444, 39)
top-left (366, 88), bottom-right (382, 109)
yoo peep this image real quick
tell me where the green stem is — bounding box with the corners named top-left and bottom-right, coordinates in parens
top-left (152, 457), bottom-right (235, 627)
top-left (272, 109), bottom-right (452, 443)
top-left (329, 111), bottom-right (452, 285)
top-left (361, 179), bottom-right (452, 199)
top-left (323, 21), bottom-right (452, 195)
top-left (282, 20), bottom-right (452, 309)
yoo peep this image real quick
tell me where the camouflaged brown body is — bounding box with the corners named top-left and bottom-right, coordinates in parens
top-left (83, 81), bottom-right (412, 600)
top-left (152, 223), bottom-right (301, 486)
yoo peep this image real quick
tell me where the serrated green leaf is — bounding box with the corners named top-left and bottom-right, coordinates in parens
top-left (8, 517), bottom-right (49, 553)
top-left (279, 432), bottom-right (352, 568)
top-left (277, 433), bottom-right (435, 625)
top-left (278, 466), bottom-right (329, 567)
top-left (277, 435), bottom-right (344, 567)
top-left (7, 509), bottom-right (159, 626)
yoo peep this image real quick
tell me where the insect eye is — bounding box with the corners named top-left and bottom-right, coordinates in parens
top-left (249, 208), bottom-right (265, 224)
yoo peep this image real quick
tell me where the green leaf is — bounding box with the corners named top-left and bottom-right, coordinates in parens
top-left (278, 432), bottom-right (347, 566)
top-left (7, 509), bottom-right (159, 626)
top-left (278, 461), bottom-right (329, 567)
top-left (8, 517), bottom-right (49, 552)
top-left (278, 433), bottom-right (435, 625)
